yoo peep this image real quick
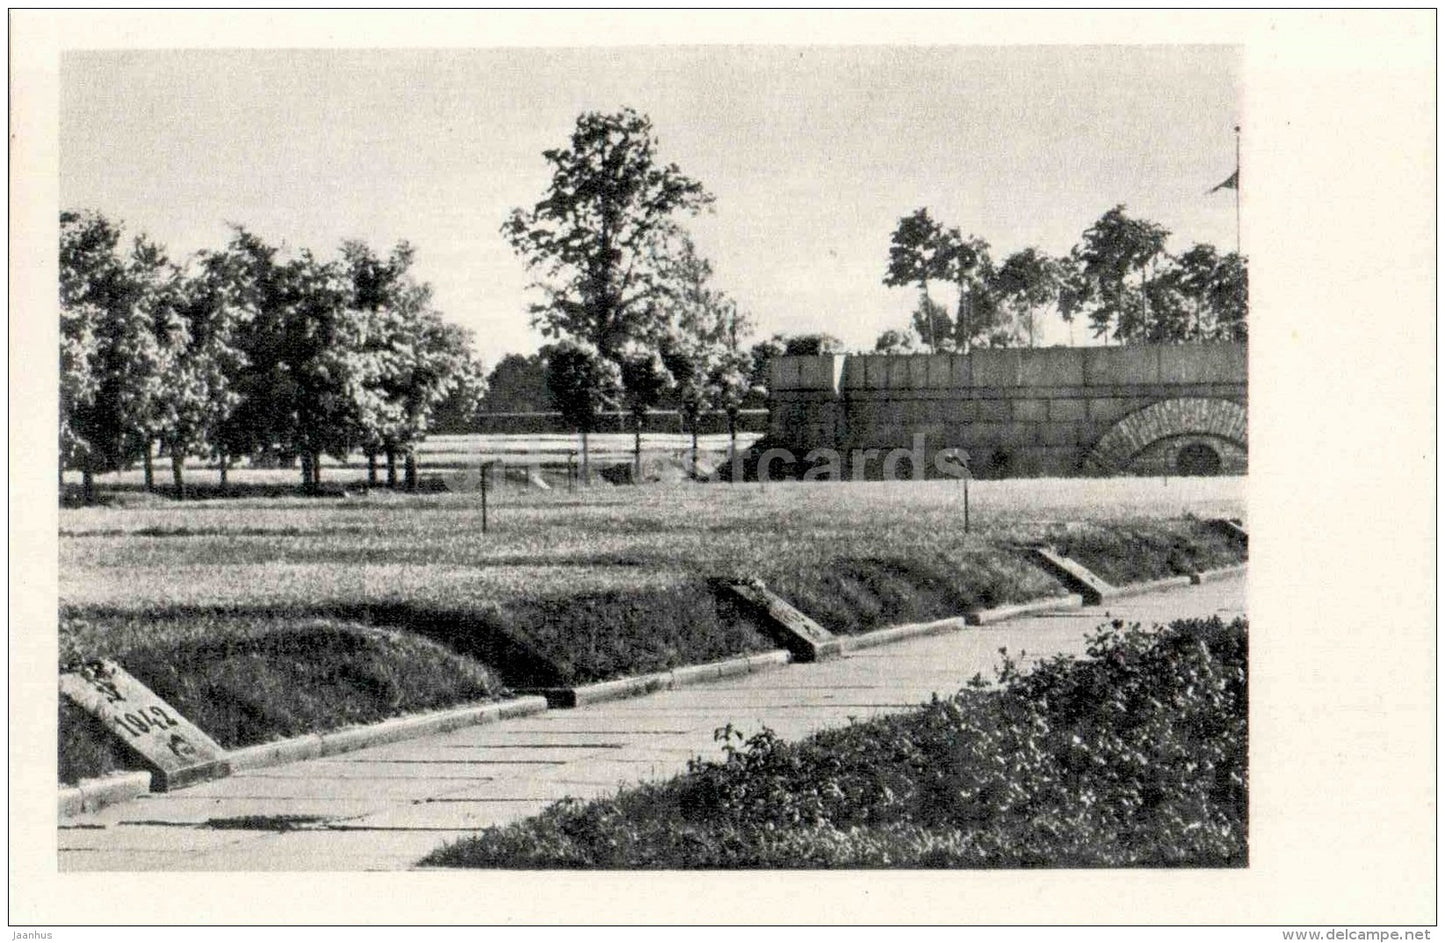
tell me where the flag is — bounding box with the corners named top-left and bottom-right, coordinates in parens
top-left (1209, 169), bottom-right (1239, 193)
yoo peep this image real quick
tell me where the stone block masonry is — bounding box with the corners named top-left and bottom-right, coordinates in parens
top-left (767, 344), bottom-right (1247, 478)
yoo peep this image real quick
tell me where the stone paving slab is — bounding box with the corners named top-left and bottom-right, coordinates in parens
top-left (175, 771), bottom-right (488, 800)
top-left (342, 799), bottom-right (553, 831)
top-left (57, 574), bottom-right (1242, 871)
top-left (171, 827), bottom-right (489, 872)
top-left (59, 823), bottom-right (258, 853)
top-left (419, 773), bottom-right (619, 799)
top-left (57, 793), bottom-right (386, 825)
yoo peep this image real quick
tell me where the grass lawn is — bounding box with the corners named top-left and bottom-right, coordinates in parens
top-left (422, 616), bottom-right (1249, 869)
top-left (59, 473), bottom-right (1245, 783)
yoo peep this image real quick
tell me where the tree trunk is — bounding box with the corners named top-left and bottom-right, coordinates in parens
top-left (82, 467), bottom-right (94, 505)
top-left (299, 452), bottom-right (311, 492)
top-left (634, 414), bottom-right (643, 481)
top-left (219, 454), bottom-right (229, 494)
top-left (386, 449), bottom-right (398, 489)
top-left (727, 414), bottom-right (739, 482)
top-left (404, 452), bottom-right (417, 493)
top-left (581, 431), bottom-right (590, 485)
top-left (367, 450), bottom-right (378, 486)
top-left (311, 451), bottom-right (323, 489)
top-left (691, 427), bottom-right (699, 480)
top-left (960, 287), bottom-right (971, 356)
top-left (142, 444), bottom-right (154, 492)
top-left (920, 282), bottom-right (933, 352)
top-left (170, 448), bottom-right (186, 502)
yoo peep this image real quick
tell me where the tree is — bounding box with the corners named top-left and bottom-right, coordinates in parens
top-left (1212, 252), bottom-right (1248, 342)
top-left (656, 237), bottom-right (720, 476)
top-left (1074, 205), bottom-right (1170, 344)
top-left (747, 335), bottom-right (786, 408)
top-left (503, 108), bottom-right (714, 361)
top-left (59, 210), bottom-right (178, 500)
top-left (58, 298), bottom-right (100, 500)
top-left (340, 240), bottom-right (484, 490)
top-left (1140, 268), bottom-right (1192, 343)
top-left (153, 259), bottom-right (247, 499)
top-left (939, 229), bottom-right (998, 353)
top-left (873, 328), bottom-right (917, 354)
top-left (483, 353), bottom-right (551, 413)
top-left (1055, 248), bottom-right (1091, 347)
top-left (209, 229), bottom-right (362, 493)
top-left (1174, 244), bottom-right (1248, 341)
top-left (993, 248), bottom-right (1064, 347)
top-left (283, 249), bottom-right (361, 492)
top-left (341, 239), bottom-right (414, 485)
top-left (545, 339), bottom-right (621, 483)
top-left (708, 300), bottom-right (757, 467)
top-left (780, 333), bottom-right (846, 355)
top-left (205, 228), bottom-right (291, 476)
top-left (619, 346), bottom-right (672, 479)
top-left (653, 232), bottom-right (755, 474)
top-left (398, 316), bottom-right (488, 493)
top-left (660, 333), bottom-right (714, 479)
top-left (883, 208), bottom-right (952, 351)
top-left (909, 294), bottom-right (953, 351)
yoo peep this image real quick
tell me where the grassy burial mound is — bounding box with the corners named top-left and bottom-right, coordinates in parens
top-left (58, 478), bottom-right (1246, 785)
top-left (58, 613), bottom-right (508, 785)
top-left (424, 616), bottom-right (1249, 869)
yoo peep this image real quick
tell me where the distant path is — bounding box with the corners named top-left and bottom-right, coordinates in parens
top-left (59, 574), bottom-right (1245, 872)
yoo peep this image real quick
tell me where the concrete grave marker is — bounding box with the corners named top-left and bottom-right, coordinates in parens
top-left (60, 660), bottom-right (230, 791)
top-left (1029, 547), bottom-right (1116, 605)
top-left (723, 580), bottom-right (842, 661)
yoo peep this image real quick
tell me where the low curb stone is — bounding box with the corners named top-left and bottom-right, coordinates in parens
top-left (1196, 562), bottom-right (1248, 583)
top-left (964, 594), bottom-right (1087, 625)
top-left (1104, 573), bottom-right (1198, 599)
top-left (529, 649), bottom-right (793, 709)
top-left (841, 617), bottom-right (969, 651)
top-left (58, 770), bottom-right (152, 819)
top-left (226, 696), bottom-right (550, 773)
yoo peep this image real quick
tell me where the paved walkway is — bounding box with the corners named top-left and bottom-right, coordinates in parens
top-left (59, 574), bottom-right (1244, 871)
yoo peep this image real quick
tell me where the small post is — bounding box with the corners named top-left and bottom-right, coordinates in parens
top-left (958, 450), bottom-right (972, 534)
top-left (480, 460), bottom-right (491, 533)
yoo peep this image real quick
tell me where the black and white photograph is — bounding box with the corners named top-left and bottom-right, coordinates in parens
top-left (10, 8), bottom-right (1435, 931)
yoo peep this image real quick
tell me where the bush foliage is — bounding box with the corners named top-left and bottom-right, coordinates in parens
top-left (424, 616), bottom-right (1248, 869)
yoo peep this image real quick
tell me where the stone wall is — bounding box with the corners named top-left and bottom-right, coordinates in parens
top-left (767, 343), bottom-right (1247, 477)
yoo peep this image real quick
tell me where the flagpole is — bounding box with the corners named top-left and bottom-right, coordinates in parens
top-left (1234, 125), bottom-right (1241, 254)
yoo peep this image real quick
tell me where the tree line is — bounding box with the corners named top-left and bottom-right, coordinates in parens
top-left (876, 205), bottom-right (1248, 353)
top-left (61, 106), bottom-right (1249, 499)
top-left (59, 211), bottom-right (484, 501)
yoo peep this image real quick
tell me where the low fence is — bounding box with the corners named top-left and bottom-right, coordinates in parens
top-left (467, 409), bottom-right (769, 437)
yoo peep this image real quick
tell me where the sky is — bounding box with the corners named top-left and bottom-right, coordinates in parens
top-left (60, 45), bottom-right (1239, 365)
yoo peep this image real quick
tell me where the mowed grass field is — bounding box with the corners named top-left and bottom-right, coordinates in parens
top-left (59, 465), bottom-right (1246, 784)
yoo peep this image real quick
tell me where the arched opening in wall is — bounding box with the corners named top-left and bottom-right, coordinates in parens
top-left (1175, 442), bottom-right (1223, 476)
